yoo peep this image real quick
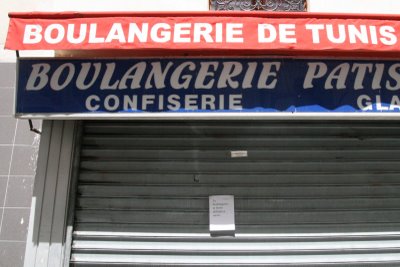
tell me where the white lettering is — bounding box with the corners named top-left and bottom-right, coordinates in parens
top-left (170, 62), bottom-right (196, 89)
top-left (26, 64), bottom-right (50, 91)
top-left (195, 62), bottom-right (219, 89)
top-left (376, 95), bottom-right (388, 111)
top-left (23, 25), bottom-right (42, 44)
top-left (145, 62), bottom-right (174, 89)
top-left (372, 64), bottom-right (385, 90)
top-left (105, 23), bottom-right (126, 43)
top-left (151, 23), bottom-right (171, 43)
top-left (303, 62), bottom-right (328, 89)
top-left (258, 62), bottom-right (281, 89)
top-left (215, 23), bottom-right (223, 43)
top-left (242, 63), bottom-right (257, 89)
top-left (142, 95), bottom-right (155, 110)
top-left (386, 63), bottom-right (400, 91)
top-left (67, 24), bottom-right (87, 44)
top-left (380, 26), bottom-right (397, 45)
top-left (351, 63), bottom-right (373, 90)
top-left (305, 24), bottom-right (325, 43)
top-left (77, 63), bottom-right (101, 90)
top-left (86, 95), bottom-right (100, 111)
top-left (174, 23), bottom-right (191, 43)
top-left (44, 24), bottom-right (65, 44)
top-left (201, 95), bottom-right (216, 110)
top-left (348, 25), bottom-right (369, 44)
top-left (167, 94), bottom-right (181, 110)
top-left (258, 24), bottom-right (277, 43)
top-left (390, 95), bottom-right (400, 110)
top-left (369, 26), bottom-right (378, 45)
top-left (357, 95), bottom-right (372, 111)
top-left (193, 23), bottom-right (213, 43)
top-left (50, 63), bottom-right (75, 91)
top-left (217, 62), bottom-right (243, 89)
top-left (185, 94), bottom-right (198, 110)
top-left (279, 24), bottom-right (296, 43)
top-left (325, 63), bottom-right (350, 90)
top-left (326, 24), bottom-right (346, 44)
top-left (128, 23), bottom-right (148, 43)
top-left (100, 63), bottom-right (119, 90)
top-left (123, 95), bottom-right (138, 110)
top-left (119, 62), bottom-right (146, 89)
top-left (88, 24), bottom-right (105, 43)
top-left (229, 94), bottom-right (242, 110)
top-left (104, 95), bottom-right (120, 111)
top-left (226, 23), bottom-right (243, 43)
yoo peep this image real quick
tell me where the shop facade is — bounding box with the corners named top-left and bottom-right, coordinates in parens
top-left (3, 1), bottom-right (400, 266)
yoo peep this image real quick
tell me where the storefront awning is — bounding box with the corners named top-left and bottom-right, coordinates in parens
top-left (5, 11), bottom-right (400, 57)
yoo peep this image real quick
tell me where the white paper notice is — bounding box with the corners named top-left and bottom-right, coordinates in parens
top-left (230, 151), bottom-right (248, 158)
top-left (209, 195), bottom-right (235, 235)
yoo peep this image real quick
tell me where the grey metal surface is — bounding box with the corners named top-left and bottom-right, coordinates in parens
top-left (71, 121), bottom-right (400, 266)
top-left (24, 121), bottom-right (79, 267)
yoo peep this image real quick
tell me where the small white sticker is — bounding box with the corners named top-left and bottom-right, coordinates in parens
top-left (230, 150), bottom-right (248, 158)
top-left (209, 195), bottom-right (235, 234)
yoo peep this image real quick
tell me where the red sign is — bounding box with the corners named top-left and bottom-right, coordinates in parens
top-left (6, 12), bottom-right (400, 57)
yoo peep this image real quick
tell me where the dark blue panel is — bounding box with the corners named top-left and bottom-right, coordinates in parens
top-left (16, 58), bottom-right (400, 114)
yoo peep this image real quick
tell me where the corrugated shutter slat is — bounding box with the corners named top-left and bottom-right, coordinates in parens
top-left (71, 121), bottom-right (400, 266)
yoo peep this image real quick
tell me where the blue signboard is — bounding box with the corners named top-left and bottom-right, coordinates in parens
top-left (16, 58), bottom-right (400, 116)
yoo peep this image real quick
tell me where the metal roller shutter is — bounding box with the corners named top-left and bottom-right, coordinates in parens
top-left (70, 121), bottom-right (400, 266)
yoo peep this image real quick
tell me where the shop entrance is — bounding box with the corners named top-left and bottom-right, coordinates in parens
top-left (70, 120), bottom-right (400, 266)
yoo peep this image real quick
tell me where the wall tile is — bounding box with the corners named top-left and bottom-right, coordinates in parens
top-left (0, 117), bottom-right (17, 144)
top-left (0, 89), bottom-right (14, 115)
top-left (15, 120), bottom-right (41, 146)
top-left (0, 63), bottom-right (15, 88)
top-left (0, 176), bottom-right (7, 207)
top-left (0, 208), bottom-right (30, 241)
top-left (5, 176), bottom-right (34, 208)
top-left (0, 241), bottom-right (26, 267)
top-left (10, 146), bottom-right (38, 176)
top-left (0, 146), bottom-right (12, 175)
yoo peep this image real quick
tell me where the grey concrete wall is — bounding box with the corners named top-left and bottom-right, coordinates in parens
top-left (0, 62), bottom-right (41, 267)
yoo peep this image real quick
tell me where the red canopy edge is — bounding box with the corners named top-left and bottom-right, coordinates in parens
top-left (6, 11), bottom-right (400, 58)
top-left (53, 49), bottom-right (400, 59)
top-left (7, 11), bottom-right (400, 20)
